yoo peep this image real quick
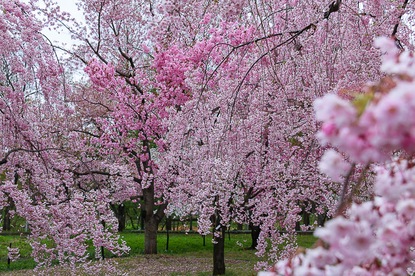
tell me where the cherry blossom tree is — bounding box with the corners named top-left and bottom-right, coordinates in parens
top-left (266, 36), bottom-right (415, 275)
top-left (157, 0), bottom-right (413, 274)
top-left (0, 0), bottom-right (133, 271)
top-left (31, 0), bottom-right (201, 255)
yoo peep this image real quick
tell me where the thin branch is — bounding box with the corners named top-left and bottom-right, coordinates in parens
top-left (227, 22), bottom-right (317, 126)
top-left (335, 163), bottom-right (356, 216)
top-left (70, 129), bottom-right (101, 138)
top-left (96, 1), bottom-right (104, 53)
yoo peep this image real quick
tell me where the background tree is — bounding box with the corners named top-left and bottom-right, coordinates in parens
top-left (0, 0), bottom-right (134, 270)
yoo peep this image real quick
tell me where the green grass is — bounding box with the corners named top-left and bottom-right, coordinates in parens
top-left (0, 232), bottom-right (317, 274)
top-left (120, 232), bottom-right (252, 255)
top-left (0, 234), bottom-right (36, 271)
top-left (297, 234), bottom-right (318, 248)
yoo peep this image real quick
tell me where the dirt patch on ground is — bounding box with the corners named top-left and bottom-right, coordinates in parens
top-left (116, 255), bottom-right (213, 275)
top-left (0, 255), bottom-right (255, 275)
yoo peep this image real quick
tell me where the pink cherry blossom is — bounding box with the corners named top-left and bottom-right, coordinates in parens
top-left (272, 37), bottom-right (415, 275)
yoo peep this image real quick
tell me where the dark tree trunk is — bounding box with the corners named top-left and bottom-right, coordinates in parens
top-left (129, 215), bottom-right (136, 230)
top-left (213, 226), bottom-right (226, 275)
top-left (111, 204), bottom-right (126, 232)
top-left (2, 206), bottom-right (11, 231)
top-left (166, 217), bottom-right (172, 251)
top-left (295, 221), bottom-right (301, 231)
top-left (144, 217), bottom-right (158, 254)
top-left (136, 141), bottom-right (167, 255)
top-left (295, 209), bottom-right (303, 231)
top-left (118, 204), bottom-right (126, 232)
top-left (101, 221), bottom-right (106, 259)
top-left (317, 213), bottom-right (327, 226)
top-left (3, 197), bottom-right (14, 231)
top-left (189, 216), bottom-right (193, 231)
top-left (143, 185), bottom-right (157, 254)
top-left (140, 209), bottom-right (146, 230)
top-left (142, 182), bottom-right (166, 254)
top-left (166, 217), bottom-right (172, 231)
top-left (303, 212), bottom-right (310, 227)
top-left (249, 223), bottom-right (260, 249)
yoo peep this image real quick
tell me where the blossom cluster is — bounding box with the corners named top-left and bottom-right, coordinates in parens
top-left (265, 38), bottom-right (415, 275)
top-left (7, 246), bottom-right (20, 262)
top-left (315, 37), bottom-right (415, 164)
top-left (270, 159), bottom-right (415, 275)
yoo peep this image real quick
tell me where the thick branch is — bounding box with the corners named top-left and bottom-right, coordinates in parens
top-left (324, 0), bottom-right (342, 19)
top-left (392, 0), bottom-right (409, 49)
top-left (0, 148), bottom-right (63, 165)
top-left (155, 203), bottom-right (168, 223)
top-left (335, 163), bottom-right (356, 216)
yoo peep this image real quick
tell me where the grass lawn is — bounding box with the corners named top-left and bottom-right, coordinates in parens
top-left (0, 232), bottom-right (317, 275)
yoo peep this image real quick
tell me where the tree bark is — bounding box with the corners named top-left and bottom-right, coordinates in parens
top-left (119, 204), bottom-right (126, 232)
top-left (303, 211), bottom-right (310, 227)
top-left (140, 209), bottom-right (145, 230)
top-left (3, 197), bottom-right (14, 231)
top-left (137, 140), bottom-right (167, 254)
top-left (142, 181), bottom-right (167, 254)
top-left (237, 223), bottom-right (243, 231)
top-left (249, 223), bottom-right (260, 249)
top-left (166, 217), bottom-right (172, 251)
top-left (144, 217), bottom-right (158, 254)
top-left (2, 205), bottom-right (11, 231)
top-left (213, 216), bottom-right (226, 275)
top-left (111, 204), bottom-right (126, 232)
top-left (317, 213), bottom-right (327, 226)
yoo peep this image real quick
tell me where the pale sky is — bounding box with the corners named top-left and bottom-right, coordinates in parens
top-left (37, 0), bottom-right (87, 80)
top-left (41, 0), bottom-right (84, 47)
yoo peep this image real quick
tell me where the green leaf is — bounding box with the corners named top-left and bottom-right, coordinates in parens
top-left (353, 93), bottom-right (373, 117)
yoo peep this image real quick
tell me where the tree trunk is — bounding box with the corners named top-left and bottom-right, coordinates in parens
top-left (249, 223), bottom-right (260, 249)
top-left (119, 204), bottom-right (126, 232)
top-left (166, 217), bottom-right (172, 251)
top-left (317, 213), bottom-right (326, 226)
top-left (111, 204), bottom-right (126, 232)
top-left (303, 211), bottom-right (310, 227)
top-left (140, 209), bottom-right (146, 230)
top-left (213, 226), bottom-right (226, 275)
top-left (144, 217), bottom-right (158, 254)
top-left (212, 211), bottom-right (226, 275)
top-left (143, 184), bottom-right (157, 254)
top-left (137, 142), bottom-right (167, 254)
top-left (295, 209), bottom-right (303, 231)
top-left (142, 181), bottom-right (166, 254)
top-left (3, 197), bottom-right (14, 231)
top-left (237, 223), bottom-right (243, 231)
top-left (295, 221), bottom-right (301, 231)
top-left (2, 205), bottom-right (11, 231)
